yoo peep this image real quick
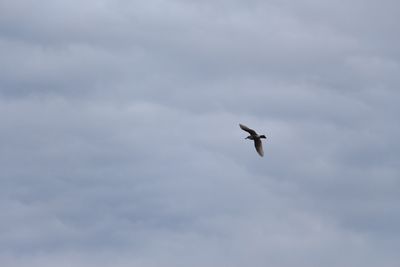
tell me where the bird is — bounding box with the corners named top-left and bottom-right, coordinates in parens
top-left (239, 123), bottom-right (266, 157)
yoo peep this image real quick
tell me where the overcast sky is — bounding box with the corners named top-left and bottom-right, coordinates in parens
top-left (1, 0), bottom-right (400, 266)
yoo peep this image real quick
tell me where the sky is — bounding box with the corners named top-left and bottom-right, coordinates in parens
top-left (1, 0), bottom-right (399, 266)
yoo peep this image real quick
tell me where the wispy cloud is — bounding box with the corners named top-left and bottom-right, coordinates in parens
top-left (1, 0), bottom-right (399, 266)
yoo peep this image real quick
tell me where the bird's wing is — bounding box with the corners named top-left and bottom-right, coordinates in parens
top-left (254, 139), bottom-right (264, 157)
top-left (239, 124), bottom-right (257, 135)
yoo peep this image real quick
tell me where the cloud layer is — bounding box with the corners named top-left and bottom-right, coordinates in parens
top-left (1, 0), bottom-right (399, 266)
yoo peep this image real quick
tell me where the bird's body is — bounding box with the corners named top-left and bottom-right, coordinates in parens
top-left (239, 123), bottom-right (266, 157)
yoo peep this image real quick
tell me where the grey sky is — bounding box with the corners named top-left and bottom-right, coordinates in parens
top-left (1, 0), bottom-right (399, 266)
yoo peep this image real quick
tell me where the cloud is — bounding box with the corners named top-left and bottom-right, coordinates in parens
top-left (1, 0), bottom-right (399, 266)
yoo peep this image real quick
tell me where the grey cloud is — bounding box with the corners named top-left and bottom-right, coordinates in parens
top-left (1, 0), bottom-right (400, 266)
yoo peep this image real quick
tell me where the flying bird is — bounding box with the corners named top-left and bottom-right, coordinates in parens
top-left (239, 123), bottom-right (266, 157)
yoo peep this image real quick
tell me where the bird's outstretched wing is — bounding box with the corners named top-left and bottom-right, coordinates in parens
top-left (239, 124), bottom-right (257, 135)
top-left (254, 139), bottom-right (264, 157)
